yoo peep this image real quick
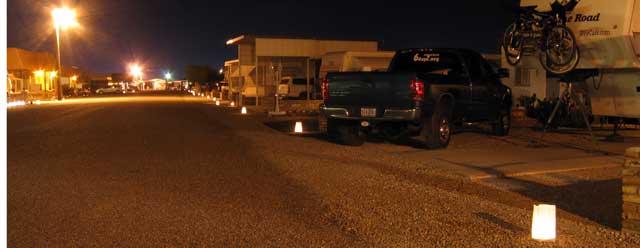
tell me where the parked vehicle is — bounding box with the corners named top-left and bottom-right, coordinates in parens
top-left (95, 85), bottom-right (123, 94)
top-left (321, 48), bottom-right (513, 148)
top-left (277, 76), bottom-right (316, 99)
top-left (126, 85), bottom-right (139, 93)
top-left (511, 0), bottom-right (640, 121)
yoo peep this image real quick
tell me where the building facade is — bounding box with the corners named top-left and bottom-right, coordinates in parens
top-left (224, 35), bottom-right (380, 104)
top-left (7, 48), bottom-right (57, 96)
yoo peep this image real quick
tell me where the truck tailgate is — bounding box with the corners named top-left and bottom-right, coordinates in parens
top-left (325, 72), bottom-right (416, 117)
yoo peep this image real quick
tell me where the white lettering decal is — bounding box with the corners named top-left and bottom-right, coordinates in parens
top-left (413, 53), bottom-right (440, 63)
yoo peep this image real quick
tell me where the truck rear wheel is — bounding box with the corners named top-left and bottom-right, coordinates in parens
top-left (423, 106), bottom-right (452, 149)
top-left (491, 110), bottom-right (511, 136)
top-left (327, 119), bottom-right (366, 146)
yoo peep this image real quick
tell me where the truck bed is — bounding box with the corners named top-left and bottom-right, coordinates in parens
top-left (324, 72), bottom-right (417, 118)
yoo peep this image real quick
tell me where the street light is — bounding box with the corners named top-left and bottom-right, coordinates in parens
top-left (129, 64), bottom-right (143, 91)
top-left (52, 7), bottom-right (78, 101)
top-left (129, 64), bottom-right (142, 80)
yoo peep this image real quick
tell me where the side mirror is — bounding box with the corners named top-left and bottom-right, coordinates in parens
top-left (497, 68), bottom-right (510, 78)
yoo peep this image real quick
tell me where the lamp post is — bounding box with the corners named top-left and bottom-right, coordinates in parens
top-left (164, 72), bottom-right (172, 91)
top-left (51, 7), bottom-right (78, 101)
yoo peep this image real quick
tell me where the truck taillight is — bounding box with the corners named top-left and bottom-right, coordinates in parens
top-left (322, 78), bottom-right (329, 100)
top-left (410, 79), bottom-right (424, 101)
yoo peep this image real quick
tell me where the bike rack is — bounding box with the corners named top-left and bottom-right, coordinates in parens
top-left (530, 80), bottom-right (601, 153)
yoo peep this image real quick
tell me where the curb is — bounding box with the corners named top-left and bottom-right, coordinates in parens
top-left (469, 162), bottom-right (622, 180)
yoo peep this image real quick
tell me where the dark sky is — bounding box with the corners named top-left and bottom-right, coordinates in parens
top-left (8, 0), bottom-right (519, 78)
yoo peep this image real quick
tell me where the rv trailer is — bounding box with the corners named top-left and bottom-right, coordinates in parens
top-left (510, 0), bottom-right (640, 118)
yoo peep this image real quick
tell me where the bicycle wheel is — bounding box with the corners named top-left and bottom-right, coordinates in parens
top-left (544, 26), bottom-right (578, 67)
top-left (503, 23), bottom-right (523, 66)
top-left (539, 45), bottom-right (580, 74)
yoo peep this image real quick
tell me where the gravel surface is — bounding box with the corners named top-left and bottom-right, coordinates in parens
top-left (8, 95), bottom-right (640, 247)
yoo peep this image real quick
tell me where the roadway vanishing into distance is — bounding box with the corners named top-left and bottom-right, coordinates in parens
top-left (7, 94), bottom-right (639, 247)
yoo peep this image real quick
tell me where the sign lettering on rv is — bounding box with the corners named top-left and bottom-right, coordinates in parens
top-left (567, 13), bottom-right (601, 22)
top-left (579, 28), bottom-right (611, 37)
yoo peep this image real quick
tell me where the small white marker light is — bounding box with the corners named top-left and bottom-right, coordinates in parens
top-left (230, 101), bottom-right (235, 107)
top-left (35, 100), bottom-right (41, 105)
top-left (294, 121), bottom-right (303, 133)
top-left (213, 97), bottom-right (217, 101)
top-left (241, 106), bottom-right (247, 114)
top-left (215, 100), bottom-right (220, 106)
top-left (532, 204), bottom-right (556, 241)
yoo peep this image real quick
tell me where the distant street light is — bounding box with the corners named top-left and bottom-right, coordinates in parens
top-left (129, 64), bottom-right (142, 80)
top-left (52, 6), bottom-right (79, 101)
top-left (129, 64), bottom-right (143, 91)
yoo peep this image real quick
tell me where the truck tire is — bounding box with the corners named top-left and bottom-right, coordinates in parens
top-left (327, 119), bottom-right (365, 146)
top-left (491, 110), bottom-right (511, 136)
top-left (423, 105), bottom-right (452, 149)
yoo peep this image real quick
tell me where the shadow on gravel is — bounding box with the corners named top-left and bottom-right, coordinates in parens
top-left (474, 212), bottom-right (526, 233)
top-left (292, 149), bottom-right (622, 230)
top-left (507, 177), bottom-right (621, 230)
top-left (441, 158), bottom-right (622, 229)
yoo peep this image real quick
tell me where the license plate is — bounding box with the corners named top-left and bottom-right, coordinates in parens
top-left (361, 108), bottom-right (377, 117)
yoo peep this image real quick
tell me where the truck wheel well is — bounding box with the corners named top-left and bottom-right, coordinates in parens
top-left (438, 94), bottom-right (454, 111)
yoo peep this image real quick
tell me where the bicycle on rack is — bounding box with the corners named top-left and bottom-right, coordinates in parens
top-left (503, 0), bottom-right (580, 74)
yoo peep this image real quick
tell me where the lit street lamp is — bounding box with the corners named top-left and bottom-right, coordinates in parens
top-left (129, 64), bottom-right (143, 90)
top-left (52, 7), bottom-right (78, 101)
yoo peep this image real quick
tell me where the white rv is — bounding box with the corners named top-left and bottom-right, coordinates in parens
top-left (276, 51), bottom-right (396, 99)
top-left (504, 0), bottom-right (640, 118)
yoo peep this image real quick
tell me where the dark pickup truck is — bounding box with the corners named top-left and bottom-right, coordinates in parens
top-left (320, 48), bottom-right (513, 148)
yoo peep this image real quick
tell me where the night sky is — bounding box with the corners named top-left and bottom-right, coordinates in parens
top-left (8, 0), bottom-right (520, 78)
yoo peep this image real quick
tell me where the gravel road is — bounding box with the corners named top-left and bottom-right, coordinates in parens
top-left (8, 95), bottom-right (640, 247)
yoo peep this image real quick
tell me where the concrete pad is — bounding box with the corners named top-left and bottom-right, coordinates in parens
top-left (465, 155), bottom-right (623, 180)
top-left (414, 128), bottom-right (636, 180)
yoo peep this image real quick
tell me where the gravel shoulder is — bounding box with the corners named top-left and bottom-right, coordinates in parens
top-left (216, 107), bottom-right (640, 247)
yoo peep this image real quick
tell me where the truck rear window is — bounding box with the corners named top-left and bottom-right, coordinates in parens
top-left (389, 51), bottom-right (465, 77)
